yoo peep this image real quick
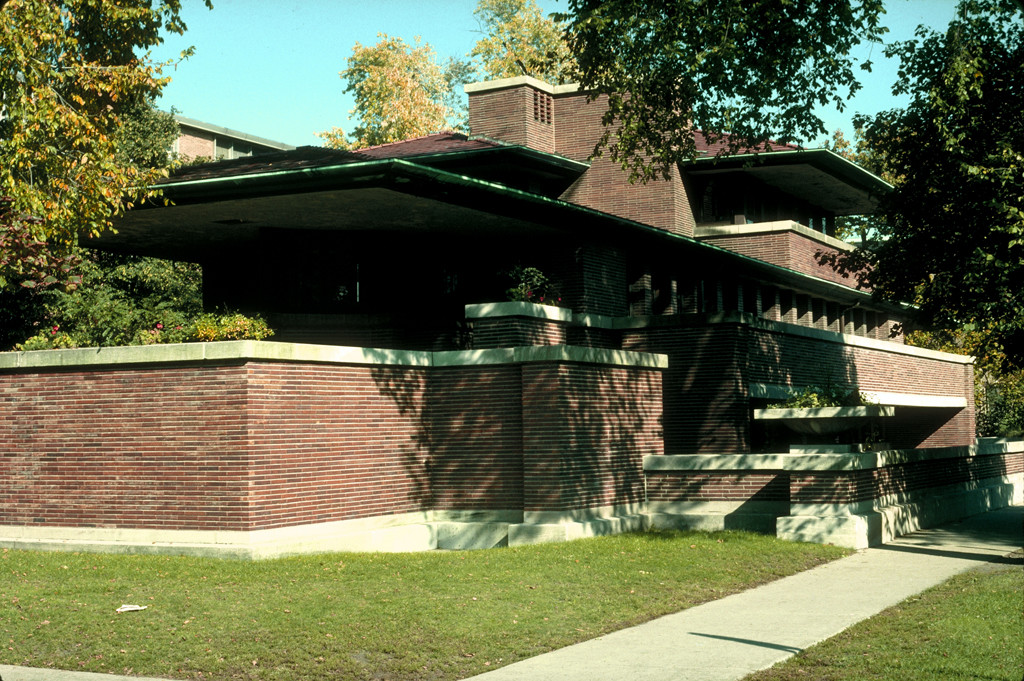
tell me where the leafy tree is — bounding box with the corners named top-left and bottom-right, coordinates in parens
top-left (557, 0), bottom-right (886, 180)
top-left (470, 0), bottom-right (575, 83)
top-left (11, 251), bottom-right (202, 350)
top-left (114, 97), bottom-right (181, 168)
top-left (0, 0), bottom-right (211, 290)
top-left (320, 34), bottom-right (471, 149)
top-left (836, 0), bottom-right (1024, 368)
top-left (823, 128), bottom-right (892, 243)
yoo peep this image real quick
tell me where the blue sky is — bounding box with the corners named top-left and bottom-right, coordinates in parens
top-left (150, 0), bottom-right (958, 149)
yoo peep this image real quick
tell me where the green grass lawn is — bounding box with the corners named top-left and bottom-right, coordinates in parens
top-left (1, 530), bottom-right (847, 680)
top-left (744, 552), bottom-right (1024, 681)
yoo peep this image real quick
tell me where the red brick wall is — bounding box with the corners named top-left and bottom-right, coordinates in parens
top-left (0, 365), bottom-right (251, 530)
top-left (470, 317), bottom-right (567, 349)
top-left (554, 92), bottom-right (695, 236)
top-left (468, 84), bottom-right (697, 236)
top-left (1, 356), bottom-right (663, 532)
top-left (176, 130), bottom-right (215, 161)
top-left (244, 363), bottom-right (429, 529)
top-left (748, 327), bottom-right (976, 448)
top-left (623, 323), bottom-right (750, 454)
top-left (522, 363), bottom-right (663, 512)
top-left (700, 232), bottom-right (861, 290)
top-left (647, 472), bottom-right (789, 503)
top-left (790, 450), bottom-right (1023, 504)
top-left (570, 244), bottom-right (629, 317)
top-left (423, 366), bottom-right (526, 511)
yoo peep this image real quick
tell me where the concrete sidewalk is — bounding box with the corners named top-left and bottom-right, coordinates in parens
top-left (469, 505), bottom-right (1024, 681)
top-left (1, 506), bottom-right (1021, 681)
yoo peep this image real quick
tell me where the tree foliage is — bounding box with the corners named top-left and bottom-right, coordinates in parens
top-left (0, 0), bottom-right (210, 290)
top-left (10, 250), bottom-right (201, 350)
top-left (557, 0), bottom-right (886, 180)
top-left (320, 34), bottom-right (471, 149)
top-left (470, 0), bottom-right (575, 83)
top-left (836, 0), bottom-right (1024, 367)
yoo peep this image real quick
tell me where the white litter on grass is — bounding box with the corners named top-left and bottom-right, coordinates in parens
top-left (116, 604), bottom-right (148, 613)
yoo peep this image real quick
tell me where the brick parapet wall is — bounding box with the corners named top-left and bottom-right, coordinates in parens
top-left (0, 346), bottom-right (663, 533)
top-left (747, 326), bottom-right (975, 448)
top-left (789, 450), bottom-right (1023, 505)
top-left (699, 231), bottom-right (861, 289)
top-left (522, 363), bottom-right (662, 512)
top-left (470, 316), bottom-right (567, 349)
top-left (468, 303), bottom-right (975, 453)
top-left (0, 365), bottom-right (252, 531)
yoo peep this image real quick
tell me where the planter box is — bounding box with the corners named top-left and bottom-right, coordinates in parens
top-left (753, 406), bottom-right (895, 436)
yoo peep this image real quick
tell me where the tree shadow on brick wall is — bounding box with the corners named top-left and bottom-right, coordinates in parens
top-left (744, 323), bottom-right (863, 452)
top-left (369, 362), bottom-right (525, 516)
top-left (365, 364), bottom-right (433, 509)
top-left (521, 363), bottom-right (662, 516)
top-left (369, 358), bottom-right (662, 521)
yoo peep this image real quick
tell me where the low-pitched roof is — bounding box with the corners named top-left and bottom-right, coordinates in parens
top-left (684, 148), bottom-right (892, 216)
top-left (99, 143), bottom-right (885, 309)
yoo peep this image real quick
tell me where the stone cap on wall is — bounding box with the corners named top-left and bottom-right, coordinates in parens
top-left (0, 340), bottom-right (667, 372)
top-left (644, 438), bottom-right (1023, 473)
top-left (468, 302), bottom-right (975, 366)
top-left (694, 220), bottom-right (855, 252)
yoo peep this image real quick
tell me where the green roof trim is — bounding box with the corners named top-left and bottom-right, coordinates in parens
top-left (146, 155), bottom-right (890, 309)
top-left (688, 148), bottom-right (893, 195)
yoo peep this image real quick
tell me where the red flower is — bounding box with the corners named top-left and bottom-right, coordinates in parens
top-left (51, 325), bottom-right (59, 335)
top-left (156, 323), bottom-right (164, 330)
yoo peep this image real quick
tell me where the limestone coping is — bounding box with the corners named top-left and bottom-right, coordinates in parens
top-left (464, 75), bottom-right (581, 96)
top-left (465, 301), bottom-right (573, 322)
top-left (643, 439), bottom-right (1023, 473)
top-left (0, 340), bottom-right (667, 371)
top-left (467, 302), bottom-right (975, 365)
top-left (753, 406), bottom-right (896, 420)
top-left (694, 220), bottom-right (855, 252)
top-left (750, 383), bottom-right (969, 408)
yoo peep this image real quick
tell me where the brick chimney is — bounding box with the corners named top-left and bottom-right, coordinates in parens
top-left (465, 76), bottom-right (562, 154)
top-left (466, 76), bottom-right (696, 237)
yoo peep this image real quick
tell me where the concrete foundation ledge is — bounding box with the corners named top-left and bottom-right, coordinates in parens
top-left (0, 518), bottom-right (440, 559)
top-left (508, 514), bottom-right (649, 546)
top-left (0, 508), bottom-right (661, 557)
top-left (434, 522), bottom-right (510, 550)
top-left (647, 512), bottom-right (778, 535)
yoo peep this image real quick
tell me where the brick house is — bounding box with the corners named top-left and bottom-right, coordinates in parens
top-left (1, 77), bottom-right (1019, 556)
top-left (172, 114), bottom-right (294, 162)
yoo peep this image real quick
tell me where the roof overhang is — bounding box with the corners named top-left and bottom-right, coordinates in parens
top-left (98, 156), bottom-right (899, 312)
top-left (684, 149), bottom-right (892, 216)
top-left (97, 158), bottom-right (593, 260)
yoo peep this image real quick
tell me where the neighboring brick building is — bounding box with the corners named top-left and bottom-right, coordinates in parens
top-left (172, 115), bottom-right (294, 161)
top-left (1, 77), bottom-right (1019, 557)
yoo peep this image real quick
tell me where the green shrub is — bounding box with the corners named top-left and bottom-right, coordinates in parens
top-left (771, 383), bottom-right (871, 408)
top-left (16, 327), bottom-right (77, 351)
top-left (16, 313), bottom-right (273, 350)
top-left (505, 265), bottom-right (563, 306)
top-left (191, 312), bottom-right (274, 342)
top-left (977, 377), bottom-right (1024, 438)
